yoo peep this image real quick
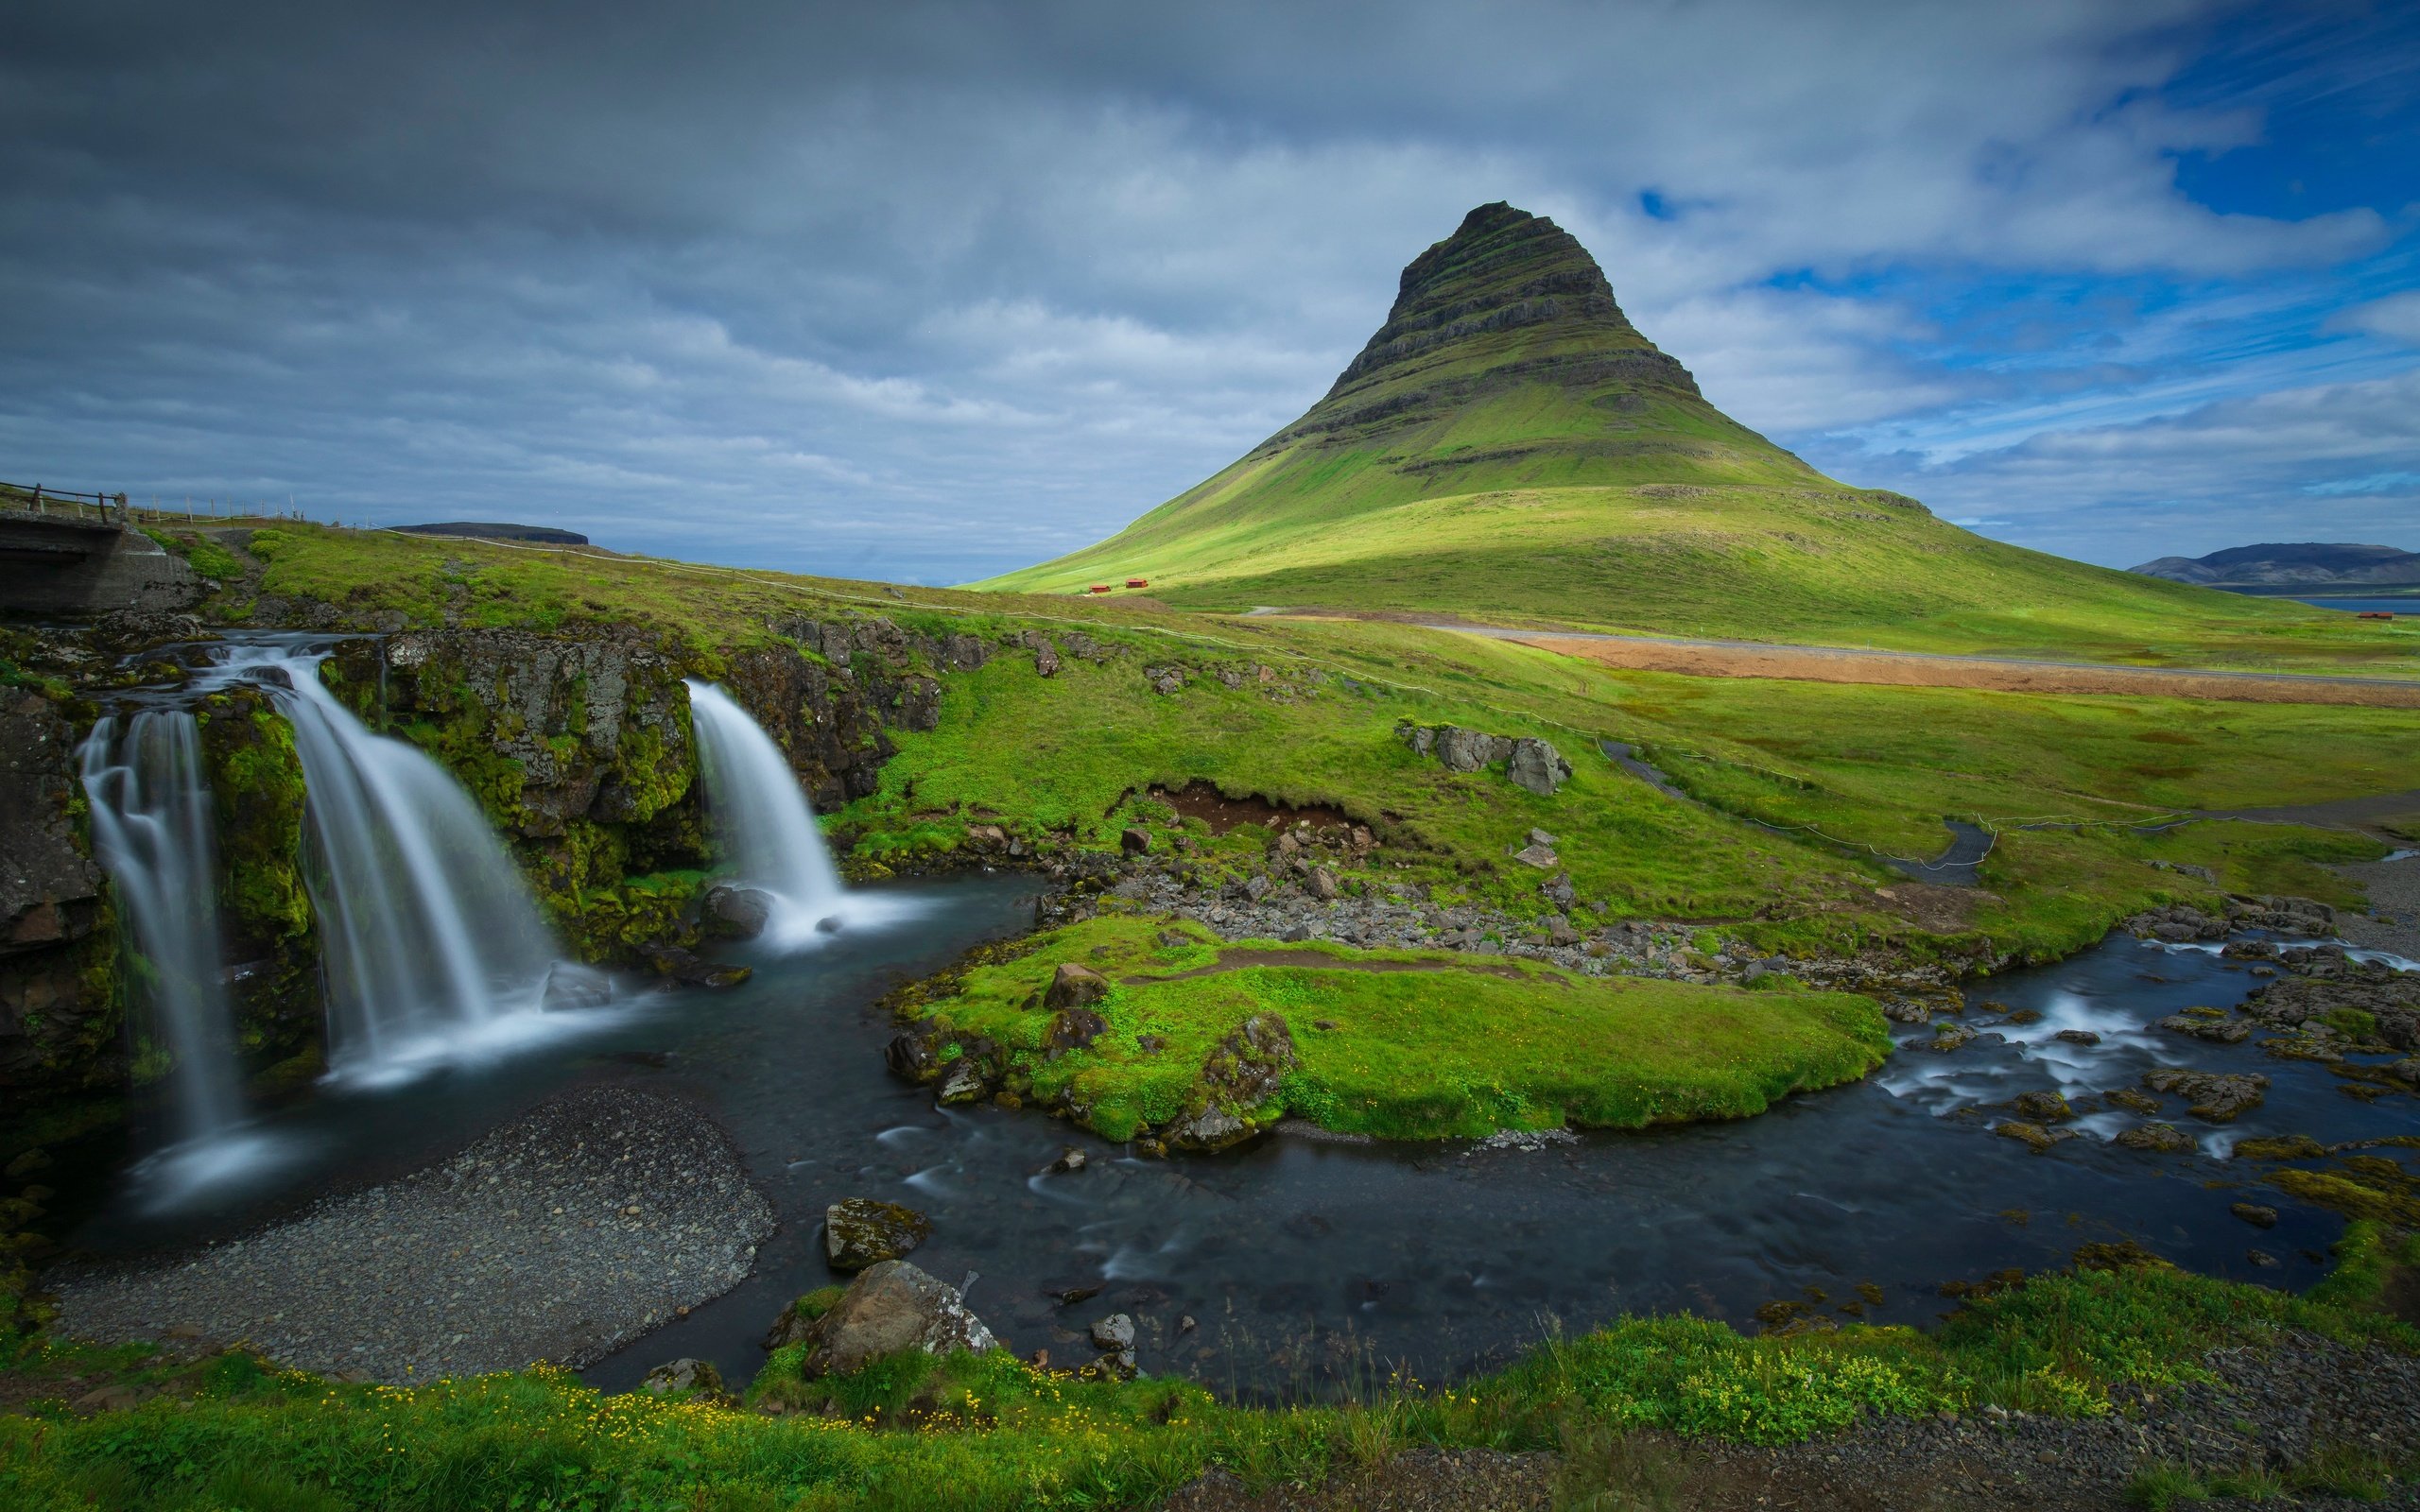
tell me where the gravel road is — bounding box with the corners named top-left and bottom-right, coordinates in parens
top-left (48, 1087), bottom-right (775, 1382)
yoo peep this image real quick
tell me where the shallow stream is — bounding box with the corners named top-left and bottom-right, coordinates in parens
top-left (66, 871), bottom-right (2418, 1399)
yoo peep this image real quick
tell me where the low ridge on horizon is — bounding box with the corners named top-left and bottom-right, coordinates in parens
top-left (977, 202), bottom-right (2313, 652)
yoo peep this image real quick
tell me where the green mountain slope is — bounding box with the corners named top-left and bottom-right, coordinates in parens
top-left (976, 204), bottom-right (2353, 662)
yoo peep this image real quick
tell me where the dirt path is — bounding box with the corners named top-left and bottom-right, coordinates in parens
top-left (1261, 610), bottom-right (2420, 707)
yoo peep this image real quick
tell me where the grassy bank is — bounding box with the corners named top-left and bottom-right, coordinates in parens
top-left (161, 521), bottom-right (2415, 968)
top-left (3, 1230), bottom-right (2412, 1511)
top-left (894, 916), bottom-right (1890, 1142)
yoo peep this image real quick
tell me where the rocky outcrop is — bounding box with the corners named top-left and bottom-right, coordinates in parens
top-left (1397, 722), bottom-right (1573, 796)
top-left (781, 1260), bottom-right (999, 1379)
top-left (0, 688), bottom-right (114, 1092)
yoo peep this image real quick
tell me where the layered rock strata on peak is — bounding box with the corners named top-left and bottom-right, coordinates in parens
top-left (1284, 201), bottom-right (1700, 449)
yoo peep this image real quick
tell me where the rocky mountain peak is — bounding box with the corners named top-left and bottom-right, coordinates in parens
top-left (1316, 201), bottom-right (1694, 414)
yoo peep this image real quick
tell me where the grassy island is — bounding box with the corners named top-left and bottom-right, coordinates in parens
top-left (890, 915), bottom-right (1891, 1144)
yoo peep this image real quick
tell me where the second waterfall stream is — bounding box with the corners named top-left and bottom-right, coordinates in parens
top-left (684, 679), bottom-right (904, 949)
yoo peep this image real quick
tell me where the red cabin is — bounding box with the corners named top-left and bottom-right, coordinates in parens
top-left (1125, 577), bottom-right (1149, 589)
top-left (1087, 584), bottom-right (1113, 593)
top-left (2358, 610), bottom-right (2394, 620)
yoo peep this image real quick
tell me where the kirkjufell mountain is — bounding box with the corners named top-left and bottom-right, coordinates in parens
top-left (979, 203), bottom-right (2295, 651)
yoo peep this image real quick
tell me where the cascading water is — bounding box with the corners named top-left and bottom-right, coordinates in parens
top-left (78, 712), bottom-right (247, 1154)
top-left (216, 643), bottom-right (601, 1082)
top-left (685, 679), bottom-right (896, 948)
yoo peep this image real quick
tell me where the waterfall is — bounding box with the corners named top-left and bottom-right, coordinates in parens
top-left (683, 680), bottom-right (871, 949)
top-left (217, 644), bottom-right (585, 1082)
top-left (78, 712), bottom-right (245, 1148)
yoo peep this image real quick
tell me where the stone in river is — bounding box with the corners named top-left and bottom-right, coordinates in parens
top-left (825, 1197), bottom-right (933, 1271)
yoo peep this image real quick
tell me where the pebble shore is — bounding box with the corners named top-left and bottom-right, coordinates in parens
top-left (49, 1087), bottom-right (774, 1383)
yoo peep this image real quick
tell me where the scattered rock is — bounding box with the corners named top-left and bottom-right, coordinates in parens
top-left (2232, 1134), bottom-right (2328, 1160)
top-left (791, 1261), bottom-right (999, 1380)
top-left (1993, 1121), bottom-right (2064, 1154)
top-left (936, 1061), bottom-right (990, 1105)
top-left (642, 944), bottom-right (752, 989)
top-left (2142, 1068), bottom-right (2271, 1123)
top-left (1120, 827), bottom-right (1150, 855)
top-left (2230, 1202), bottom-right (2280, 1228)
top-left (641, 1358), bottom-right (728, 1400)
top-left (2114, 1123), bottom-right (2196, 1154)
top-left (2008, 1090), bottom-right (2073, 1124)
top-left (1089, 1313), bottom-right (1136, 1351)
top-left (1512, 842), bottom-right (1559, 870)
top-left (1040, 1146), bottom-right (1088, 1176)
top-left (2157, 1012), bottom-right (2252, 1045)
top-left (2053, 1028), bottom-right (2100, 1046)
top-left (824, 1197), bottom-right (932, 1271)
top-left (1044, 1006), bottom-right (1109, 1052)
top-left (1926, 1022), bottom-right (1978, 1053)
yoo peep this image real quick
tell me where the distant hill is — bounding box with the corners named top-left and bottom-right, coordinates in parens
top-left (2131, 542), bottom-right (2420, 587)
top-left (398, 522), bottom-right (589, 545)
top-left (974, 203), bottom-right (2305, 654)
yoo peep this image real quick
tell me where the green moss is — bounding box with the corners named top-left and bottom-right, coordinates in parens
top-left (198, 694), bottom-right (318, 1061)
top-left (906, 915), bottom-right (1890, 1142)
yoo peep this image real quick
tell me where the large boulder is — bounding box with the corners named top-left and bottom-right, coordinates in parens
top-left (701, 885), bottom-right (773, 939)
top-left (1044, 962), bottom-right (1112, 1010)
top-left (787, 1261), bottom-right (999, 1379)
top-left (1506, 738), bottom-right (1574, 797)
top-left (1434, 727), bottom-right (1516, 773)
top-left (824, 1197), bottom-right (932, 1271)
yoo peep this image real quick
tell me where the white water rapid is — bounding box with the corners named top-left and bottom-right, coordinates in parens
top-left (684, 679), bottom-right (903, 949)
top-left (78, 712), bottom-right (248, 1156)
top-left (220, 644), bottom-right (603, 1084)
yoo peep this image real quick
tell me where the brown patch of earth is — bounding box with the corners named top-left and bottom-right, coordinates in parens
top-left (1133, 949), bottom-right (1535, 984)
top-left (1871, 883), bottom-right (1992, 935)
top-left (1152, 782), bottom-right (1354, 834)
top-left (1517, 634), bottom-right (2420, 709)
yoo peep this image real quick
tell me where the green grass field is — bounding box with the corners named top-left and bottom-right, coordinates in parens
top-left (204, 522), bottom-right (2416, 964)
top-left (899, 915), bottom-right (1890, 1142)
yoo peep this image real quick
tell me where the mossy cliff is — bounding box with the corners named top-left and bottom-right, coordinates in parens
top-left (195, 686), bottom-right (319, 1068)
top-left (313, 613), bottom-right (991, 960)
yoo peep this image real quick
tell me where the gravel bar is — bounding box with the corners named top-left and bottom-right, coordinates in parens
top-left (50, 1087), bottom-right (775, 1382)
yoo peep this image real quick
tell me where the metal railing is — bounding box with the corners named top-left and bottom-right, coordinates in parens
top-left (3, 481), bottom-right (310, 527)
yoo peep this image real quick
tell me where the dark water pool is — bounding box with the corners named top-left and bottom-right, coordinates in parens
top-left (68, 873), bottom-right (2419, 1399)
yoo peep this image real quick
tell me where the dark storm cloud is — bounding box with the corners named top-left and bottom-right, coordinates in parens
top-left (3, 1), bottom-right (2414, 579)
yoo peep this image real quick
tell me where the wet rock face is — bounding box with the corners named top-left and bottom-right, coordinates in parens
top-left (789, 1260), bottom-right (998, 1379)
top-left (0, 690), bottom-right (112, 1091)
top-left (346, 628), bottom-right (698, 840)
top-left (701, 884), bottom-right (772, 939)
top-left (823, 1197), bottom-right (932, 1271)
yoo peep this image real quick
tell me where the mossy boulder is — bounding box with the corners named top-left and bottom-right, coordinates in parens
top-left (824, 1198), bottom-right (932, 1272)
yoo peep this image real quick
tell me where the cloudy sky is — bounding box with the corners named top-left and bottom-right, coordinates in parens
top-left (4, 1), bottom-right (2415, 583)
